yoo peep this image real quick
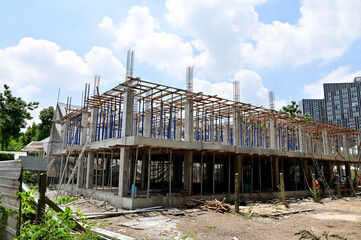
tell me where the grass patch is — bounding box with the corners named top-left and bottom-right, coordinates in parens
top-left (204, 225), bottom-right (217, 229)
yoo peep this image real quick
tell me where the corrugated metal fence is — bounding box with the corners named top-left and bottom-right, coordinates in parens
top-left (0, 160), bottom-right (22, 239)
top-left (20, 156), bottom-right (47, 171)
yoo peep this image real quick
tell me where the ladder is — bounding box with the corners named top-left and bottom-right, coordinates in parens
top-left (310, 155), bottom-right (335, 199)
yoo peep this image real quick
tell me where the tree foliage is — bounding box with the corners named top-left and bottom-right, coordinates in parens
top-left (0, 152), bottom-right (15, 161)
top-left (38, 106), bottom-right (54, 141)
top-left (279, 101), bottom-right (301, 116)
top-left (0, 85), bottom-right (38, 150)
top-left (20, 122), bottom-right (39, 147)
top-left (14, 191), bottom-right (101, 240)
top-left (304, 113), bottom-right (312, 119)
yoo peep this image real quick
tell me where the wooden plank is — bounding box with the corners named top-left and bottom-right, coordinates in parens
top-left (45, 197), bottom-right (85, 232)
top-left (91, 227), bottom-right (136, 240)
top-left (269, 209), bottom-right (314, 217)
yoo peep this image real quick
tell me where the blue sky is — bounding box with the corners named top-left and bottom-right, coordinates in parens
top-left (1, 0), bottom-right (361, 125)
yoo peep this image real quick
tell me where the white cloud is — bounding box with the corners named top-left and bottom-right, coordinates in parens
top-left (194, 78), bottom-right (233, 100)
top-left (166, 0), bottom-right (263, 78)
top-left (234, 70), bottom-right (268, 106)
top-left (194, 69), bottom-right (278, 108)
top-left (303, 66), bottom-right (361, 99)
top-left (24, 106), bottom-right (43, 132)
top-left (165, 0), bottom-right (361, 73)
top-left (275, 99), bottom-right (287, 110)
top-left (250, 0), bottom-right (361, 68)
top-left (0, 37), bottom-right (125, 97)
top-left (18, 84), bottom-right (42, 102)
top-left (99, 1), bottom-right (361, 109)
top-left (99, 6), bottom-right (195, 78)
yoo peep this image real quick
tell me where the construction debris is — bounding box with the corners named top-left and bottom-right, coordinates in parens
top-left (82, 206), bottom-right (164, 219)
top-left (166, 208), bottom-right (185, 216)
top-left (91, 227), bottom-right (136, 240)
top-left (264, 209), bottom-right (315, 217)
top-left (183, 198), bottom-right (232, 213)
top-left (118, 215), bottom-right (176, 230)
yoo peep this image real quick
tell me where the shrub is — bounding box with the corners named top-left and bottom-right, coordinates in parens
top-left (0, 152), bottom-right (15, 161)
top-left (23, 170), bottom-right (37, 187)
top-left (13, 191), bottom-right (101, 239)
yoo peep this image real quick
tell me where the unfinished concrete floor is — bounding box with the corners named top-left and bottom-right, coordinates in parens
top-left (47, 190), bottom-right (361, 240)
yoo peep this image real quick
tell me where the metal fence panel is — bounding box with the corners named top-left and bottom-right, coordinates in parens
top-left (20, 156), bottom-right (47, 171)
top-left (0, 160), bottom-right (22, 240)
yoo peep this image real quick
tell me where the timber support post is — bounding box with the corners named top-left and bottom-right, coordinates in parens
top-left (38, 173), bottom-right (47, 222)
top-left (235, 173), bottom-right (240, 213)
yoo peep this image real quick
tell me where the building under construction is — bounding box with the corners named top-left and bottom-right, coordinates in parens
top-left (47, 51), bottom-right (361, 209)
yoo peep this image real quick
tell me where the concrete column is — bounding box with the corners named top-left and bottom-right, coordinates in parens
top-left (223, 125), bottom-right (228, 144)
top-left (342, 134), bottom-right (349, 157)
top-left (80, 113), bottom-right (89, 145)
top-left (84, 108), bottom-right (98, 189)
top-left (322, 130), bottom-right (329, 155)
top-left (59, 155), bottom-right (64, 183)
top-left (241, 118), bottom-right (246, 146)
top-left (184, 151), bottom-right (193, 195)
top-left (239, 156), bottom-right (243, 193)
top-left (76, 155), bottom-right (85, 188)
top-left (86, 153), bottom-right (94, 189)
top-left (121, 89), bottom-right (134, 138)
top-left (143, 101), bottom-right (151, 137)
top-left (233, 111), bottom-right (239, 146)
top-left (119, 147), bottom-right (131, 197)
top-left (176, 111), bottom-right (182, 140)
top-left (234, 155), bottom-right (242, 191)
top-left (185, 99), bottom-right (193, 142)
top-left (210, 106), bottom-right (214, 142)
top-left (89, 108), bottom-right (97, 141)
top-left (270, 119), bottom-right (277, 150)
top-left (345, 162), bottom-right (351, 188)
top-left (329, 163), bottom-right (334, 189)
top-left (77, 112), bottom-right (89, 188)
top-left (61, 123), bottom-right (67, 150)
top-left (298, 125), bottom-right (306, 152)
top-left (141, 154), bottom-right (147, 188)
top-left (274, 158), bottom-right (279, 187)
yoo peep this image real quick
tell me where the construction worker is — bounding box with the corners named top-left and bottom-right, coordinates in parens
top-left (311, 179), bottom-right (320, 190)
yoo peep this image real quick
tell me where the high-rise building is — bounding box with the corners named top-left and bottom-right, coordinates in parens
top-left (301, 99), bottom-right (325, 122)
top-left (301, 77), bottom-right (361, 130)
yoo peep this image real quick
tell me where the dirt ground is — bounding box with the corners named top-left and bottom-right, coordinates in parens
top-left (46, 190), bottom-right (361, 240)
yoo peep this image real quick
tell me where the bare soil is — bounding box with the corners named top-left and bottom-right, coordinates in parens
top-left (47, 190), bottom-right (361, 240)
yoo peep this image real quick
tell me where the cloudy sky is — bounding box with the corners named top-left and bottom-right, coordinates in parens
top-left (1, 0), bottom-right (361, 125)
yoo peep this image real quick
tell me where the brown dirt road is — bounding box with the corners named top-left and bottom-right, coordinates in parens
top-left (48, 190), bottom-right (361, 240)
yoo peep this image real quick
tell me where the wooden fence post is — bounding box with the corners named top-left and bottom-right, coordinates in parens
top-left (312, 173), bottom-right (317, 202)
top-left (280, 173), bottom-right (286, 206)
top-left (347, 176), bottom-right (356, 197)
top-left (235, 173), bottom-right (239, 213)
top-left (38, 173), bottom-right (47, 221)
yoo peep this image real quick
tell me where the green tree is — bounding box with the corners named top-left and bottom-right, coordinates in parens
top-left (7, 137), bottom-right (25, 151)
top-left (37, 106), bottom-right (54, 140)
top-left (304, 113), bottom-right (312, 119)
top-left (20, 122), bottom-right (39, 146)
top-left (0, 85), bottom-right (38, 150)
top-left (279, 101), bottom-right (301, 116)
